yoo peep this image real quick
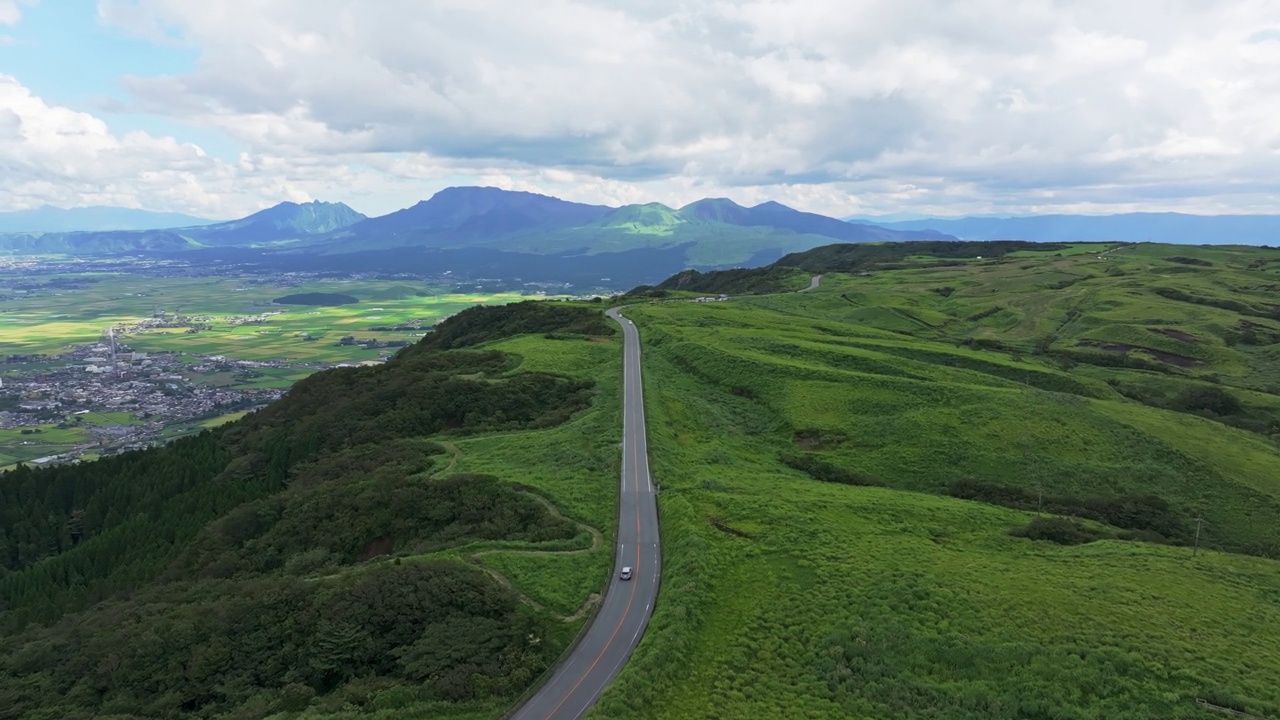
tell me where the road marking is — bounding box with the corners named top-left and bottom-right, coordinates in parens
top-left (539, 314), bottom-right (648, 720)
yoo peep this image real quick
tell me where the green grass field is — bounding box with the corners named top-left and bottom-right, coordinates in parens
top-left (590, 244), bottom-right (1280, 719)
top-left (0, 272), bottom-right (534, 362)
top-left (0, 424), bottom-right (92, 465)
top-left (0, 410), bottom-right (152, 468)
top-left (440, 335), bottom-right (622, 619)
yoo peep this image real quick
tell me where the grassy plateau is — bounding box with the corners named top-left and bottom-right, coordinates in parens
top-left (591, 242), bottom-right (1280, 720)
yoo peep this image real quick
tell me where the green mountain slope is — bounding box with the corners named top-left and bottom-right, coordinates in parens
top-left (596, 241), bottom-right (1280, 718)
top-left (0, 302), bottom-right (621, 719)
top-left (0, 188), bottom-right (949, 271)
top-left (0, 200), bottom-right (366, 255)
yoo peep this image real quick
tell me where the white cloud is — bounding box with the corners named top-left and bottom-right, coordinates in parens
top-left (0, 0), bottom-right (28, 25)
top-left (35, 0), bottom-right (1280, 216)
top-left (0, 75), bottom-right (441, 217)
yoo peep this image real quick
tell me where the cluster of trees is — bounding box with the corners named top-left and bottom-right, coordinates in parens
top-left (1154, 286), bottom-right (1280, 319)
top-left (654, 266), bottom-right (805, 295)
top-left (645, 241), bottom-right (1070, 296)
top-left (271, 292), bottom-right (359, 306)
top-left (0, 433), bottom-right (241, 628)
top-left (777, 240), bottom-right (1068, 274)
top-left (1008, 517), bottom-right (1109, 545)
top-left (0, 301), bottom-right (611, 715)
top-left (2, 347), bottom-right (594, 629)
top-left (408, 300), bottom-right (614, 352)
top-left (231, 348), bottom-right (594, 457)
top-left (1166, 256), bottom-right (1213, 267)
top-left (176, 472), bottom-right (577, 579)
top-left (779, 451), bottom-right (883, 487)
top-left (0, 562), bottom-right (558, 718)
top-left (947, 479), bottom-right (1187, 543)
top-left (1108, 380), bottom-right (1280, 438)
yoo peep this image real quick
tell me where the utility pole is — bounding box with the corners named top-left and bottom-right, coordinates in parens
top-left (1192, 516), bottom-right (1204, 557)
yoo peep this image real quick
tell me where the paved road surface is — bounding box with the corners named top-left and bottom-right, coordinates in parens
top-left (800, 274), bottom-right (822, 291)
top-left (508, 307), bottom-right (661, 720)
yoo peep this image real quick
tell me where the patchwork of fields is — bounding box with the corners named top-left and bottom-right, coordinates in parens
top-left (0, 273), bottom-right (530, 362)
top-left (596, 243), bottom-right (1280, 719)
top-left (0, 272), bottom-right (542, 465)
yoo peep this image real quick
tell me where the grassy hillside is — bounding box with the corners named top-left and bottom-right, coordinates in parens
top-left (595, 242), bottom-right (1280, 719)
top-left (0, 302), bottom-right (622, 720)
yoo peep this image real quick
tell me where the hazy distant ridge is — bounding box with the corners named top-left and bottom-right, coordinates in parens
top-left (0, 188), bottom-right (947, 270)
top-left (863, 212), bottom-right (1280, 245)
top-left (0, 206), bottom-right (215, 233)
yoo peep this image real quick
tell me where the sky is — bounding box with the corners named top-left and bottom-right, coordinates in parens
top-left (2, 0), bottom-right (1280, 220)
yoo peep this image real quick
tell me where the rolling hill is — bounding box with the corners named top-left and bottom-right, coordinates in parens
top-left (601, 240), bottom-right (1280, 718)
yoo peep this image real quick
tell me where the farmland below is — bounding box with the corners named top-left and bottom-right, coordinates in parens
top-left (0, 271), bottom-right (536, 362)
top-left (0, 269), bottom-right (546, 468)
top-left (594, 241), bottom-right (1280, 719)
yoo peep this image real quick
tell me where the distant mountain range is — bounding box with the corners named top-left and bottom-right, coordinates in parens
top-left (308, 187), bottom-right (948, 265)
top-left (8, 192), bottom-right (1280, 285)
top-left (863, 213), bottom-right (1280, 245)
top-left (0, 188), bottom-right (948, 284)
top-left (0, 206), bottom-right (215, 233)
top-left (0, 200), bottom-right (368, 256)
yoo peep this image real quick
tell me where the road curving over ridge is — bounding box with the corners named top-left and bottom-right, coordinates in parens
top-left (507, 307), bottom-right (661, 720)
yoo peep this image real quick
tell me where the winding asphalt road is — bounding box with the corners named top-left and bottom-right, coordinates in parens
top-left (508, 307), bottom-right (661, 720)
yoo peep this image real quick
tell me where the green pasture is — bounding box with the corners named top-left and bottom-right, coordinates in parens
top-left (444, 335), bottom-right (622, 623)
top-left (201, 410), bottom-right (250, 428)
top-left (0, 423), bottom-right (91, 464)
top-left (593, 247), bottom-right (1280, 718)
top-left (74, 411), bottom-right (144, 426)
top-left (0, 410), bottom-right (148, 463)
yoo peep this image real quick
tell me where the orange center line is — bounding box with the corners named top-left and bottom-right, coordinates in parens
top-left (541, 324), bottom-right (643, 720)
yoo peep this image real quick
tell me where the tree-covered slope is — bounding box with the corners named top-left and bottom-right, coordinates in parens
top-left (0, 301), bottom-right (620, 719)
